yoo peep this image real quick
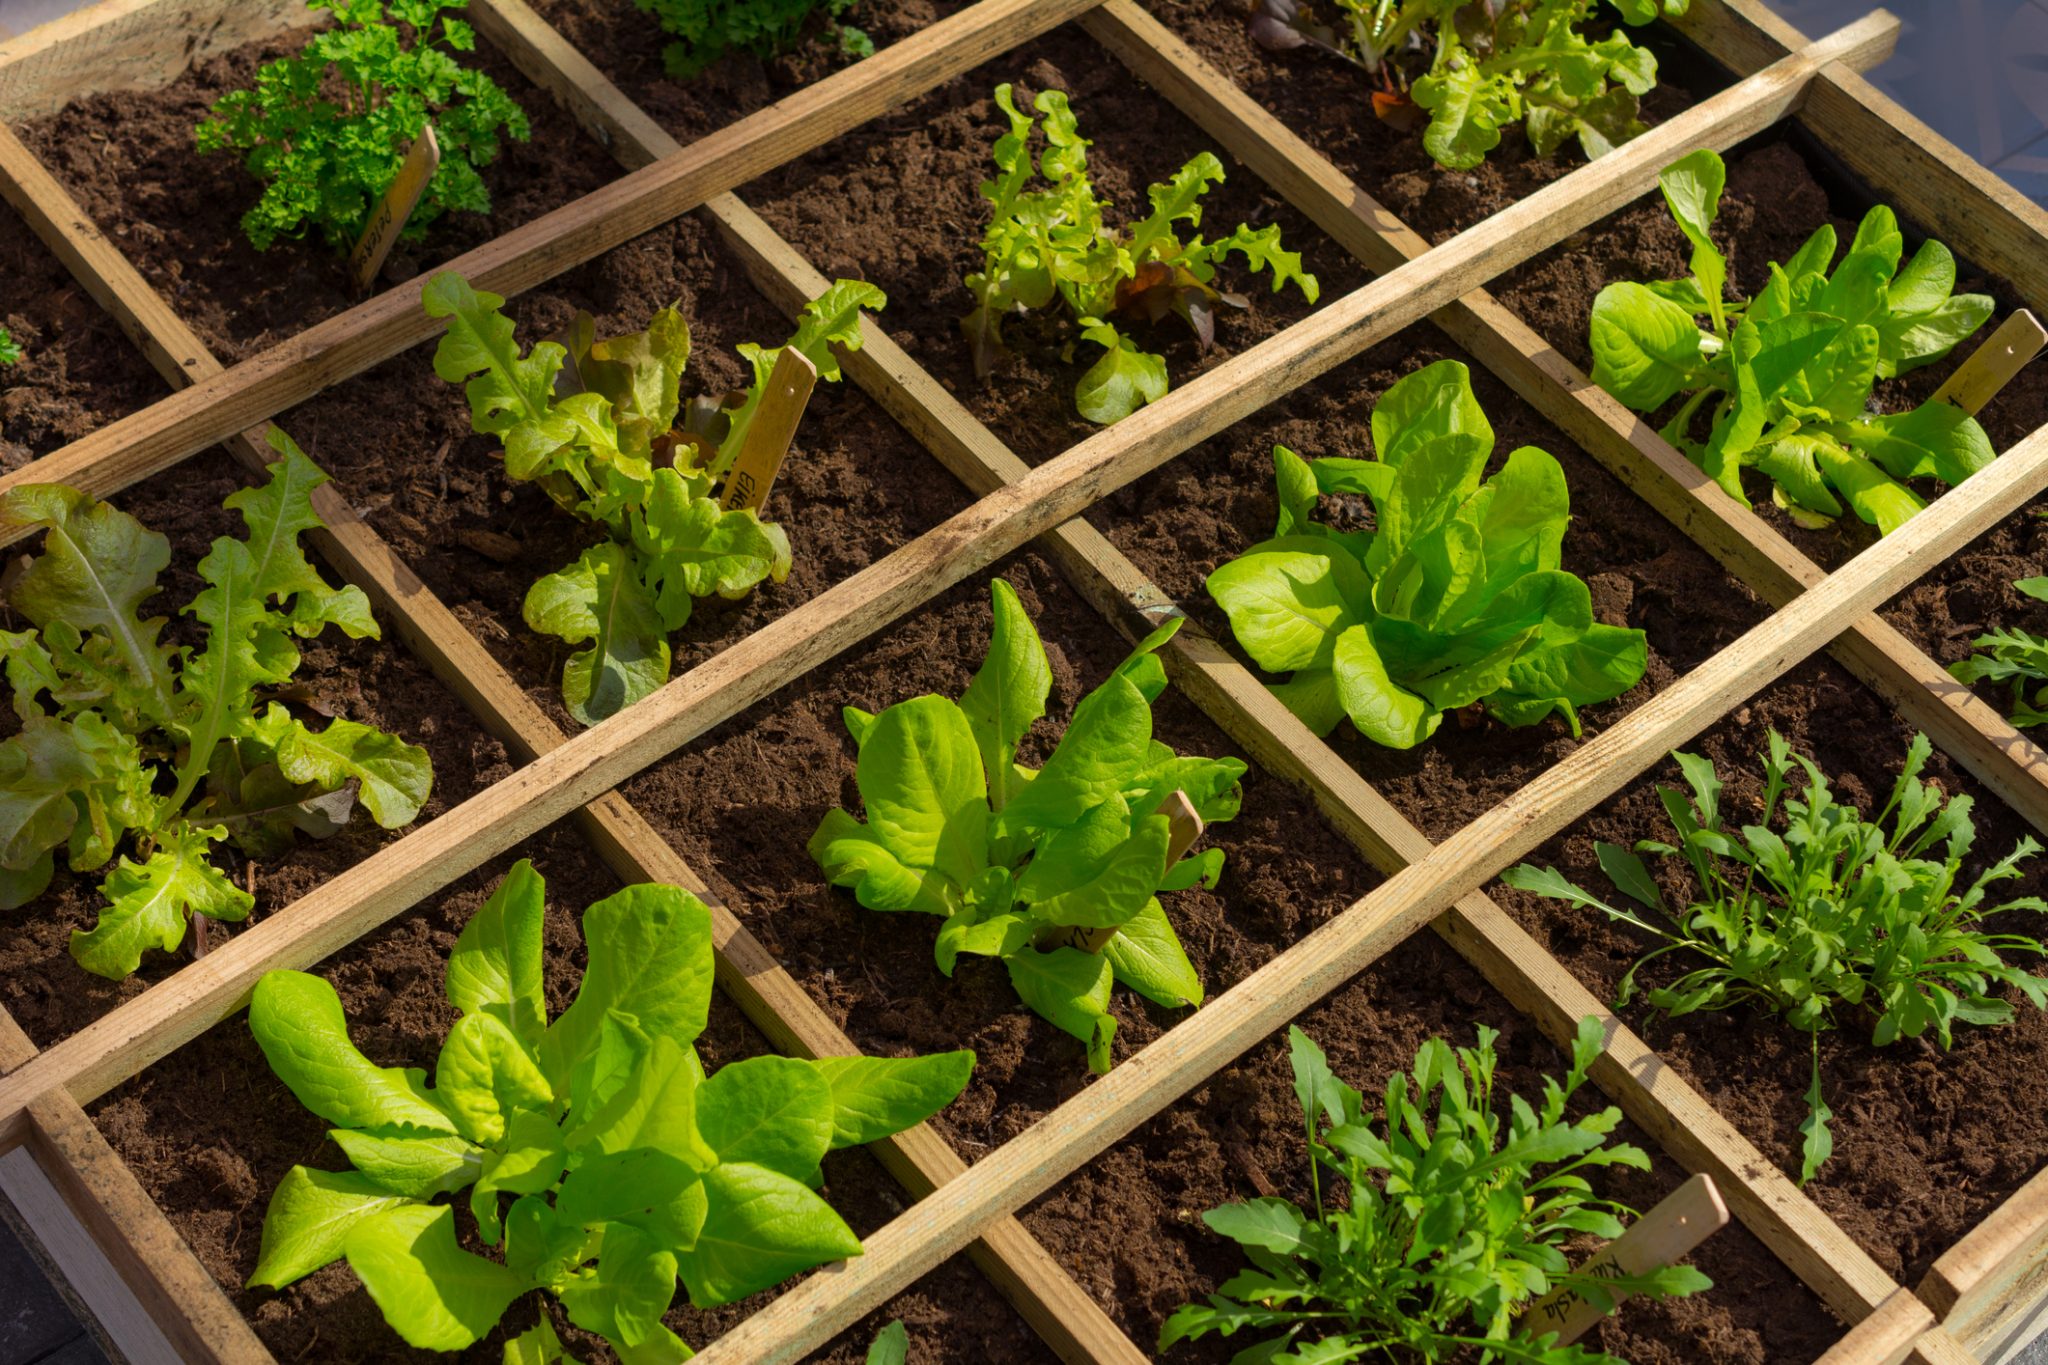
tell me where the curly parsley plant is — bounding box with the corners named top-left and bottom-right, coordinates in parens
top-left (634, 0), bottom-right (874, 78)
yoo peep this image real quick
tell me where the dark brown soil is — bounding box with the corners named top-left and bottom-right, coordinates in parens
top-left (88, 820), bottom-right (1050, 1364)
top-left (741, 23), bottom-right (1370, 465)
top-left (1022, 929), bottom-right (1842, 1365)
top-left (1490, 653), bottom-right (2048, 1287)
top-left (13, 22), bottom-right (617, 362)
top-left (0, 200), bottom-right (168, 466)
top-left (273, 210), bottom-right (971, 738)
top-left (0, 444), bottom-right (511, 1050)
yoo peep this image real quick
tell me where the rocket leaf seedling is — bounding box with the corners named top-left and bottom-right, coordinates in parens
top-left (1505, 733), bottom-right (2048, 1183)
top-left (0, 326), bottom-right (19, 366)
top-left (425, 270), bottom-right (884, 724)
top-left (1589, 149), bottom-right (1997, 535)
top-left (0, 436), bottom-right (433, 978)
top-left (1163, 1019), bottom-right (1710, 1363)
top-left (246, 860), bottom-right (973, 1360)
top-left (1207, 359), bottom-right (1647, 749)
top-left (634, 0), bottom-right (874, 78)
top-left (1950, 577), bottom-right (2048, 728)
top-left (811, 580), bottom-right (1245, 1072)
top-left (963, 83), bottom-right (1319, 425)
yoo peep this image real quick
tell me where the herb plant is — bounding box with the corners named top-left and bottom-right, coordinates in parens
top-left (0, 437), bottom-right (432, 978)
top-left (426, 270), bottom-right (884, 724)
top-left (0, 326), bottom-right (19, 366)
top-left (634, 0), bottom-right (874, 79)
top-left (1949, 577), bottom-right (2048, 728)
top-left (810, 580), bottom-right (1246, 1073)
top-left (1163, 1018), bottom-right (1708, 1363)
top-left (195, 0), bottom-right (529, 252)
top-left (1589, 149), bottom-right (1997, 535)
top-left (1251, 0), bottom-right (1689, 171)
top-left (962, 84), bottom-right (1320, 426)
top-left (1505, 733), bottom-right (2048, 1182)
top-left (246, 860), bottom-right (973, 1359)
top-left (1207, 359), bottom-right (1646, 749)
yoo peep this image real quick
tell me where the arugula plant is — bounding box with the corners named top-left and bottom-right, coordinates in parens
top-left (1589, 149), bottom-right (1997, 535)
top-left (1505, 732), bottom-right (2048, 1183)
top-left (1207, 359), bottom-right (1646, 750)
top-left (963, 83), bottom-right (1320, 425)
top-left (634, 0), bottom-right (873, 79)
top-left (1251, 0), bottom-right (1689, 171)
top-left (246, 860), bottom-right (973, 1360)
top-left (1949, 577), bottom-right (2048, 728)
top-left (0, 326), bottom-right (18, 366)
top-left (0, 436), bottom-right (432, 978)
top-left (426, 270), bottom-right (884, 724)
top-left (196, 0), bottom-right (529, 253)
top-left (1163, 1018), bottom-right (1708, 1363)
top-left (810, 580), bottom-right (1246, 1073)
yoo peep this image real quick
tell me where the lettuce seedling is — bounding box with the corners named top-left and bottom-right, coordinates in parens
top-left (1949, 577), bottom-right (2048, 728)
top-left (963, 83), bottom-right (1320, 425)
top-left (0, 435), bottom-right (433, 978)
top-left (1506, 732), bottom-right (2048, 1183)
top-left (426, 271), bottom-right (884, 724)
top-left (634, 0), bottom-right (873, 78)
top-left (1164, 1018), bottom-right (1708, 1362)
top-left (195, 0), bottom-right (529, 253)
top-left (0, 326), bottom-right (19, 366)
top-left (1207, 358), bottom-right (1646, 750)
top-left (810, 580), bottom-right (1246, 1072)
top-left (1251, 0), bottom-right (1688, 171)
top-left (1589, 149), bottom-right (1997, 535)
top-left (246, 859), bottom-right (973, 1359)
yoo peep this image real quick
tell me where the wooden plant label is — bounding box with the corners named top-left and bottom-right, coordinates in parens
top-left (720, 346), bottom-right (819, 513)
top-left (1034, 790), bottom-right (1203, 954)
top-left (1933, 309), bottom-right (2046, 416)
top-left (1518, 1173), bottom-right (1729, 1346)
top-left (348, 124), bottom-right (441, 295)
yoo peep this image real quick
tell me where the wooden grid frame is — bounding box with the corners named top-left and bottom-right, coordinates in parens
top-left (0, 2), bottom-right (2043, 1362)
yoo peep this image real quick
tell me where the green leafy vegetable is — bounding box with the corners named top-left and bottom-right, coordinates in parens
top-left (0, 435), bottom-right (432, 978)
top-left (0, 326), bottom-right (19, 367)
top-left (195, 0), bottom-right (529, 253)
top-left (248, 860), bottom-right (973, 1359)
top-left (1504, 732), bottom-right (2048, 1182)
top-left (633, 0), bottom-right (872, 78)
top-left (963, 83), bottom-right (1319, 425)
top-left (1949, 577), bottom-right (2048, 727)
top-left (1206, 358), bottom-right (1646, 749)
top-left (810, 580), bottom-right (1246, 1072)
top-left (1162, 1018), bottom-right (1709, 1362)
top-left (1588, 148), bottom-right (1998, 535)
top-left (1250, 0), bottom-right (1688, 171)
top-left (866, 1320), bottom-right (909, 1365)
top-left (425, 270), bottom-right (885, 723)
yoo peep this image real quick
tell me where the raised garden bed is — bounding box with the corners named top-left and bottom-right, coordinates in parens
top-left (3, 1), bottom-right (2048, 1363)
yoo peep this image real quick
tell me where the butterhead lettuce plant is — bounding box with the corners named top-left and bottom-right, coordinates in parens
top-left (1589, 149), bottom-right (1996, 535)
top-left (963, 83), bottom-right (1319, 425)
top-left (0, 436), bottom-right (432, 978)
top-left (426, 271), bottom-right (884, 724)
top-left (1207, 359), bottom-right (1646, 749)
top-left (246, 860), bottom-right (973, 1360)
top-left (810, 580), bottom-right (1245, 1072)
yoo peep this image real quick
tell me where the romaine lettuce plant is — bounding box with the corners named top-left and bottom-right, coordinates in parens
top-left (195, 0), bottom-right (529, 252)
top-left (245, 859), bottom-right (973, 1360)
top-left (1207, 358), bottom-right (1646, 749)
top-left (1163, 1018), bottom-right (1708, 1363)
top-left (1251, 0), bottom-right (1689, 171)
top-left (634, 0), bottom-right (874, 78)
top-left (0, 437), bottom-right (432, 979)
top-left (1589, 149), bottom-right (1997, 535)
top-left (1505, 732), bottom-right (2048, 1183)
top-left (1949, 577), bottom-right (2048, 728)
top-left (810, 580), bottom-right (1246, 1072)
top-left (426, 270), bottom-right (884, 724)
top-left (963, 83), bottom-right (1320, 425)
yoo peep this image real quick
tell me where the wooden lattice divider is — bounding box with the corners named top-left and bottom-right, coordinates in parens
top-left (0, 0), bottom-right (2042, 1362)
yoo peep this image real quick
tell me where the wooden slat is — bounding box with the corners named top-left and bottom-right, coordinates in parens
top-left (1814, 1288), bottom-right (1936, 1365)
top-left (0, 0), bottom-right (1108, 532)
top-left (0, 20), bottom-right (1887, 1152)
top-left (0, 0), bottom-right (307, 120)
top-left (1920, 1165), bottom-right (2048, 1357)
top-left (1078, 0), bottom-right (2048, 842)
